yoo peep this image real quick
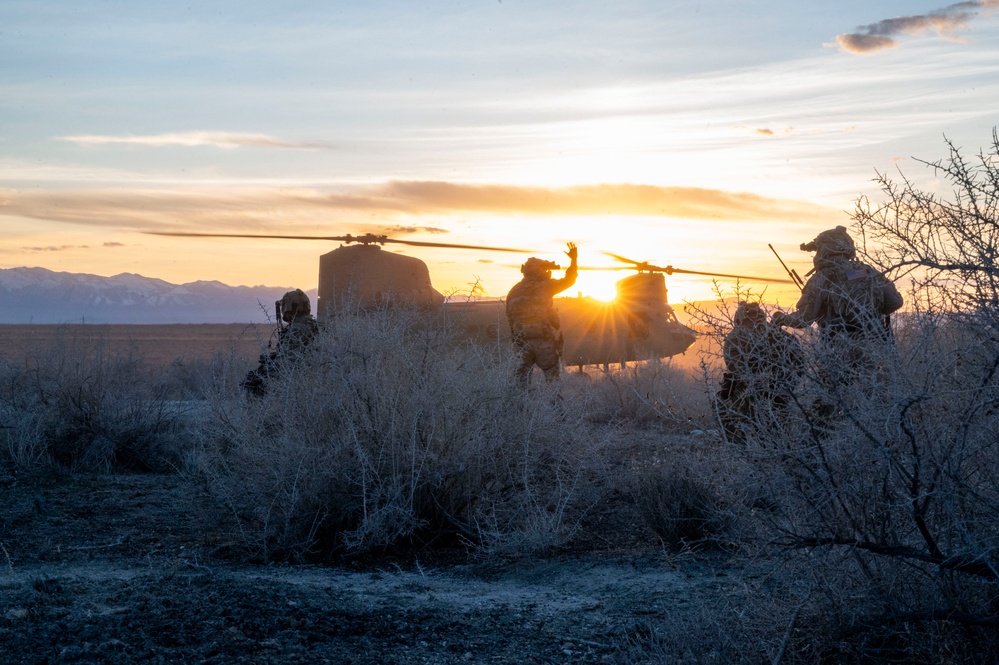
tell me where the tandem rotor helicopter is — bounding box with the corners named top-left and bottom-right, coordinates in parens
top-left (149, 230), bottom-right (792, 368)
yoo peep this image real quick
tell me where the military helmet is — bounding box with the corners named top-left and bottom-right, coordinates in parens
top-left (800, 225), bottom-right (856, 261)
top-left (280, 288), bottom-right (311, 322)
top-left (521, 257), bottom-right (559, 278)
top-left (733, 301), bottom-right (766, 327)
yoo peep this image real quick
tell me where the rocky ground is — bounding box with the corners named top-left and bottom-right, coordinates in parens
top-left (0, 468), bottom-right (748, 664)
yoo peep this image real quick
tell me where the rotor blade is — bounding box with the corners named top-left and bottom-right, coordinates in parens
top-left (666, 267), bottom-right (796, 283)
top-left (599, 251), bottom-right (793, 282)
top-left (379, 238), bottom-right (535, 253)
top-left (603, 251), bottom-right (644, 265)
top-left (584, 264), bottom-right (791, 281)
top-left (144, 231), bottom-right (535, 253)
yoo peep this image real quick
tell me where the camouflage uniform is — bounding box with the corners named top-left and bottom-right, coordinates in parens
top-left (775, 227), bottom-right (903, 343)
top-left (243, 289), bottom-right (320, 396)
top-left (276, 289), bottom-right (320, 355)
top-left (772, 226), bottom-right (904, 421)
top-left (718, 302), bottom-right (804, 442)
top-left (506, 244), bottom-right (578, 383)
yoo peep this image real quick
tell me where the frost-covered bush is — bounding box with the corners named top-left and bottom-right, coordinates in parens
top-left (194, 307), bottom-right (601, 561)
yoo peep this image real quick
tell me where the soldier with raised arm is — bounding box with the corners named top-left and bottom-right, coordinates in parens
top-left (505, 243), bottom-right (578, 384)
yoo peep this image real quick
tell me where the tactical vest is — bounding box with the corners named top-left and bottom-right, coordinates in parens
top-left (820, 261), bottom-right (892, 337)
top-left (506, 279), bottom-right (560, 338)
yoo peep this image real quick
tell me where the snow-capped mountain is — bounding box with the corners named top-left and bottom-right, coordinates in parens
top-left (0, 267), bottom-right (318, 324)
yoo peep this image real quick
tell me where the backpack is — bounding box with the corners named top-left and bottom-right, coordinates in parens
top-left (821, 261), bottom-right (900, 337)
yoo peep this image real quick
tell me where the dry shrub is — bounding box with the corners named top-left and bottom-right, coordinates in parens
top-left (666, 307), bottom-right (999, 661)
top-left (632, 460), bottom-right (726, 550)
top-left (670, 140), bottom-right (999, 657)
top-left (576, 358), bottom-right (712, 429)
top-left (193, 306), bottom-right (600, 561)
top-left (0, 328), bottom-right (188, 472)
top-left (627, 432), bottom-right (755, 552)
top-left (615, 577), bottom-right (819, 665)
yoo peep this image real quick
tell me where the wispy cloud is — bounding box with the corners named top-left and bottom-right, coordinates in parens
top-left (382, 225), bottom-right (451, 235)
top-left (23, 245), bottom-right (89, 252)
top-left (361, 181), bottom-right (838, 222)
top-left (0, 181), bottom-right (843, 233)
top-left (58, 131), bottom-right (331, 151)
top-left (836, 0), bottom-right (999, 54)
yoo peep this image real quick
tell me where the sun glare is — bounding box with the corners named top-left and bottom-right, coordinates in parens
top-left (571, 272), bottom-right (621, 303)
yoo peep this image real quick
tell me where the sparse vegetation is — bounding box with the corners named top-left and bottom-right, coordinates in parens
top-left (4, 134), bottom-right (999, 662)
top-left (670, 134), bottom-right (999, 662)
top-left (191, 306), bottom-right (606, 560)
top-left (0, 327), bottom-right (191, 472)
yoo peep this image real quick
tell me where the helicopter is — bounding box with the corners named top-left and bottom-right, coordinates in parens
top-left (147, 230), bottom-right (791, 368)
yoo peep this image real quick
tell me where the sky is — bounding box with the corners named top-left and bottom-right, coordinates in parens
top-left (2, 0), bottom-right (999, 307)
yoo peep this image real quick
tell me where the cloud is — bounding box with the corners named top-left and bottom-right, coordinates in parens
top-left (358, 181), bottom-right (838, 223)
top-left (22, 245), bottom-right (89, 252)
top-left (0, 181), bottom-right (842, 233)
top-left (58, 131), bottom-right (331, 151)
top-left (836, 0), bottom-right (999, 54)
top-left (382, 226), bottom-right (451, 235)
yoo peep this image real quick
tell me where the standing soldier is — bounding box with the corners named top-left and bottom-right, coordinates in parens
top-left (243, 288), bottom-right (320, 396)
top-left (772, 226), bottom-right (903, 422)
top-left (506, 242), bottom-right (578, 384)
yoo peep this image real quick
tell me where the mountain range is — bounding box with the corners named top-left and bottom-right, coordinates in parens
top-left (0, 267), bottom-right (318, 324)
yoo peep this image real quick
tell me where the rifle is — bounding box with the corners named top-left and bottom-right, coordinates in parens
top-left (769, 244), bottom-right (805, 291)
top-left (275, 299), bottom-right (287, 334)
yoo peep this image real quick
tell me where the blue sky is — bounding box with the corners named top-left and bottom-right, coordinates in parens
top-left (2, 0), bottom-right (998, 304)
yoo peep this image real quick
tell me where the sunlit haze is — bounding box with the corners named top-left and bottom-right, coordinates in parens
top-left (3, 0), bottom-right (999, 309)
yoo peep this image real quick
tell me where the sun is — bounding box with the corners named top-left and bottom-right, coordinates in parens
top-left (572, 271), bottom-right (624, 303)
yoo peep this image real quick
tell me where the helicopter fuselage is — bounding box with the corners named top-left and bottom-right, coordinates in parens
top-left (440, 272), bottom-right (696, 366)
top-left (314, 245), bottom-right (696, 365)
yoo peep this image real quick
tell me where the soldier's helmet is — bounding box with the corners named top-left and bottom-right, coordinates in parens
top-left (280, 289), bottom-right (311, 323)
top-left (733, 301), bottom-right (766, 327)
top-left (521, 257), bottom-right (558, 279)
top-left (800, 225), bottom-right (856, 262)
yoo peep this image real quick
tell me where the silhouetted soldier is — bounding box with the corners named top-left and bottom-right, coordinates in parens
top-left (718, 302), bottom-right (803, 442)
top-left (773, 226), bottom-right (902, 349)
top-left (506, 243), bottom-right (578, 384)
top-left (772, 226), bottom-right (903, 423)
top-left (243, 288), bottom-right (320, 396)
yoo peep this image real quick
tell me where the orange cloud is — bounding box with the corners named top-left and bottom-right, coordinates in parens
top-left (23, 245), bottom-right (89, 252)
top-left (362, 181), bottom-right (837, 222)
top-left (0, 181), bottom-right (842, 233)
top-left (836, 0), bottom-right (999, 54)
top-left (382, 225), bottom-right (451, 235)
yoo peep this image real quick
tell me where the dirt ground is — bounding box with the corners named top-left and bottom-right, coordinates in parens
top-left (0, 466), bottom-right (748, 664)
